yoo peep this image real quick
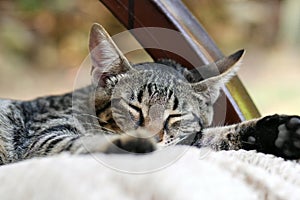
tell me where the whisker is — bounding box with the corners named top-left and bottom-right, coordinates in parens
top-left (74, 113), bottom-right (100, 120)
top-left (82, 127), bottom-right (115, 134)
top-left (80, 122), bottom-right (102, 128)
top-left (80, 122), bottom-right (120, 135)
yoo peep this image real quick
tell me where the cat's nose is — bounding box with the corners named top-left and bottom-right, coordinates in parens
top-left (144, 104), bottom-right (165, 137)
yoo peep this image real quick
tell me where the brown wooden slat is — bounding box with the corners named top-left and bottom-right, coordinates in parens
top-left (99, 0), bottom-right (260, 124)
top-left (100, 0), bottom-right (200, 69)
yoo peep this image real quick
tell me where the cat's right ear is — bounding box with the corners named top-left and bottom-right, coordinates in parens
top-left (89, 23), bottom-right (133, 87)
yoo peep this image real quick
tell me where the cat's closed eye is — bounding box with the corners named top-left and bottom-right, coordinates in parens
top-left (164, 114), bottom-right (183, 130)
top-left (128, 103), bottom-right (144, 127)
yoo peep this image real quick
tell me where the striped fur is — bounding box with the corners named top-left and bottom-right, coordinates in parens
top-left (0, 24), bottom-right (299, 165)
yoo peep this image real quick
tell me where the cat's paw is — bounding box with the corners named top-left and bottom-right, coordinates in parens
top-left (274, 117), bottom-right (300, 158)
top-left (105, 131), bottom-right (157, 154)
top-left (256, 114), bottom-right (300, 159)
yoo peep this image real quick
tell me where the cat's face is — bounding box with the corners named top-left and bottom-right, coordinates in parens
top-left (110, 63), bottom-right (205, 146)
top-left (89, 24), bottom-right (244, 146)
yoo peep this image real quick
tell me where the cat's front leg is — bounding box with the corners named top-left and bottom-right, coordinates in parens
top-left (23, 130), bottom-right (156, 160)
top-left (197, 114), bottom-right (300, 159)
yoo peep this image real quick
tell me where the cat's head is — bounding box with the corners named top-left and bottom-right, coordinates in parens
top-left (89, 23), bottom-right (244, 146)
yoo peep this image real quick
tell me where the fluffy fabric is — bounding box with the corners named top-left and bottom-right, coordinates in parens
top-left (0, 147), bottom-right (299, 200)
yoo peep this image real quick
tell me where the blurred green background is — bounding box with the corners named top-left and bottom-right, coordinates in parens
top-left (0, 0), bottom-right (299, 115)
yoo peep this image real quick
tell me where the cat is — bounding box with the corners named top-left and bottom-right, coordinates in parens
top-left (0, 23), bottom-right (299, 165)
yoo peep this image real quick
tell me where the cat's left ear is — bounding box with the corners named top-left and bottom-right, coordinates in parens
top-left (89, 23), bottom-right (133, 87)
top-left (191, 50), bottom-right (245, 103)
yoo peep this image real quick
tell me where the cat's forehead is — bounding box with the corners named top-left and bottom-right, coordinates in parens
top-left (112, 62), bottom-right (194, 97)
top-left (132, 62), bottom-right (187, 82)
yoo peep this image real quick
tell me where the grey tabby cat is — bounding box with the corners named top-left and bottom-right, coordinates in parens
top-left (0, 23), bottom-right (299, 165)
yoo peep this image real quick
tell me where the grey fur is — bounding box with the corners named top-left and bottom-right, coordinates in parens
top-left (0, 23), bottom-right (300, 165)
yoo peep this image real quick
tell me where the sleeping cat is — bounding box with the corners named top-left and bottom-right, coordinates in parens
top-left (0, 23), bottom-right (299, 165)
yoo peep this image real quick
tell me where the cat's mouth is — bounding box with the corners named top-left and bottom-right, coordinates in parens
top-left (157, 138), bottom-right (181, 148)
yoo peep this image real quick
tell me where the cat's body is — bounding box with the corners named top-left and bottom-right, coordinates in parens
top-left (0, 24), bottom-right (300, 165)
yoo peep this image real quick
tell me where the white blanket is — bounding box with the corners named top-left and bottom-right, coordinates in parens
top-left (0, 147), bottom-right (299, 200)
